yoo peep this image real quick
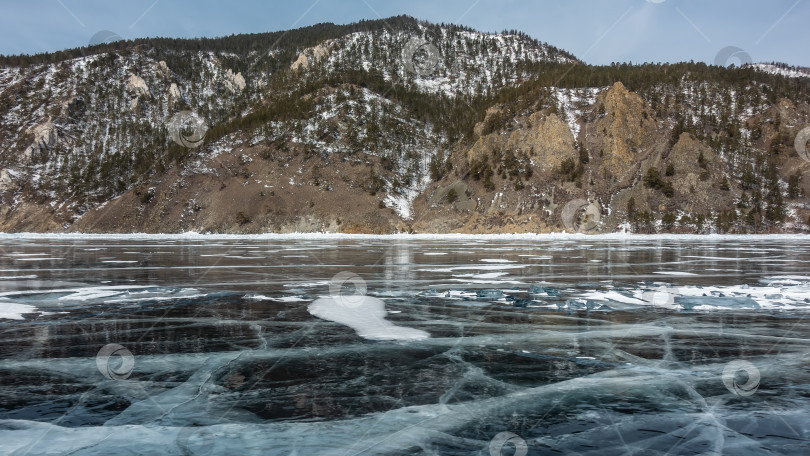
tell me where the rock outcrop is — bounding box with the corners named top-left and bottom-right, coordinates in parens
top-left (467, 112), bottom-right (577, 173)
top-left (291, 42), bottom-right (332, 71)
top-left (593, 82), bottom-right (658, 181)
top-left (223, 69), bottom-right (246, 92)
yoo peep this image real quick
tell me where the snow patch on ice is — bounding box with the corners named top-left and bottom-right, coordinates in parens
top-left (247, 294), bottom-right (308, 302)
top-left (579, 290), bottom-right (645, 305)
top-left (0, 302), bottom-right (39, 320)
top-left (308, 296), bottom-right (429, 341)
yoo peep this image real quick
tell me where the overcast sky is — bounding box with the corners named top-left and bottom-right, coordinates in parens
top-left (1, 0), bottom-right (808, 66)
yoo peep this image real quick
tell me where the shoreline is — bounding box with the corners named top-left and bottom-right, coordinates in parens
top-left (2, 232), bottom-right (810, 240)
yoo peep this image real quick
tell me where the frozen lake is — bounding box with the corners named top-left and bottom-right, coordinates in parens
top-left (1, 234), bottom-right (809, 455)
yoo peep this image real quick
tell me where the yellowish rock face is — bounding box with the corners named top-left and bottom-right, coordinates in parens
top-left (467, 112), bottom-right (577, 174)
top-left (595, 81), bottom-right (656, 180)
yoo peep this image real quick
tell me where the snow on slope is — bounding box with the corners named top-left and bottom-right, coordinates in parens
top-left (749, 63), bottom-right (810, 79)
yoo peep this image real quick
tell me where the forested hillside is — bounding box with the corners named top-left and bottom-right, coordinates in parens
top-left (0, 16), bottom-right (808, 233)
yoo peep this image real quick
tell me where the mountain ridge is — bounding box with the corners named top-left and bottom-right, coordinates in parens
top-left (0, 16), bottom-right (809, 234)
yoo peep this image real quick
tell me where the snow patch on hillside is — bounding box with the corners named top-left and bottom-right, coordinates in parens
top-left (750, 63), bottom-right (810, 79)
top-left (553, 87), bottom-right (602, 140)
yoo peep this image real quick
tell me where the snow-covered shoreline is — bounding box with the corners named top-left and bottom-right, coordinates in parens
top-left (1, 232), bottom-right (809, 241)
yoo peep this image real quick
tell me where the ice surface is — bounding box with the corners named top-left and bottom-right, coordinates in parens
top-left (676, 295), bottom-right (761, 310)
top-left (475, 289), bottom-right (504, 299)
top-left (1, 235), bottom-right (809, 454)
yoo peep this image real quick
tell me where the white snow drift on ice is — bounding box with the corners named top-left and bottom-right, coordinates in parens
top-left (308, 295), bottom-right (429, 341)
